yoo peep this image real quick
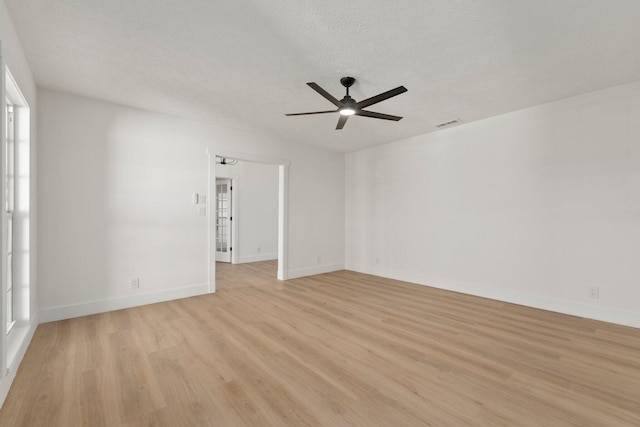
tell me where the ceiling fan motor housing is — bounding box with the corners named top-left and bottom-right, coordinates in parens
top-left (341, 96), bottom-right (356, 107)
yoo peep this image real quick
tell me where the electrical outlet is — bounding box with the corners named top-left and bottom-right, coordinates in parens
top-left (588, 287), bottom-right (599, 299)
top-left (257, 247), bottom-right (261, 253)
top-left (130, 278), bottom-right (139, 290)
top-left (317, 256), bottom-right (322, 264)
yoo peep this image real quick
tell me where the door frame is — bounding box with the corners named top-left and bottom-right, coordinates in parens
top-left (207, 150), bottom-right (289, 293)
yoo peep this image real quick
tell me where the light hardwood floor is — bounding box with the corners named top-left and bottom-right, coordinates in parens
top-left (1, 261), bottom-right (639, 426)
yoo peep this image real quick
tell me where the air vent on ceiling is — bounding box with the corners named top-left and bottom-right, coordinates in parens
top-left (436, 119), bottom-right (461, 128)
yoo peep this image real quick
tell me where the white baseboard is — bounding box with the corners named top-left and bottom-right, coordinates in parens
top-left (38, 283), bottom-right (209, 323)
top-left (0, 360), bottom-right (17, 409)
top-left (0, 312), bottom-right (39, 409)
top-left (0, 369), bottom-right (15, 409)
top-left (237, 253), bottom-right (278, 264)
top-left (287, 263), bottom-right (344, 280)
top-left (346, 263), bottom-right (640, 329)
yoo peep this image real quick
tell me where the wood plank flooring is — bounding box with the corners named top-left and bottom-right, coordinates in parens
top-left (1, 261), bottom-right (639, 426)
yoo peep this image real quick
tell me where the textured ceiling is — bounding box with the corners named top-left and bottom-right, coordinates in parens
top-left (6, 0), bottom-right (640, 152)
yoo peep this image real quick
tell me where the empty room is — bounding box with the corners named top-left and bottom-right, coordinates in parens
top-left (1, 1), bottom-right (639, 426)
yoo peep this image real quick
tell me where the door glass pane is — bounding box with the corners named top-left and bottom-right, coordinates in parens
top-left (216, 183), bottom-right (229, 253)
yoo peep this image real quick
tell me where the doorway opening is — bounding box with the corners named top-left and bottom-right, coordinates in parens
top-left (208, 151), bottom-right (289, 292)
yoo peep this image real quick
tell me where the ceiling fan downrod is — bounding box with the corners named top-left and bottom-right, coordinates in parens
top-left (340, 76), bottom-right (356, 96)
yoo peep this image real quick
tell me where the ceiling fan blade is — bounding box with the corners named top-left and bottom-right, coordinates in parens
top-left (356, 86), bottom-right (407, 109)
top-left (307, 82), bottom-right (341, 107)
top-left (285, 110), bottom-right (337, 116)
top-left (336, 114), bottom-right (349, 130)
top-left (356, 110), bottom-right (403, 121)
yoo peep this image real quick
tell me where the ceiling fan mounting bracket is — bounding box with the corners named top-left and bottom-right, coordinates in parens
top-left (340, 76), bottom-right (356, 88)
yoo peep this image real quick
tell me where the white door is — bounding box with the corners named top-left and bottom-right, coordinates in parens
top-left (215, 179), bottom-right (232, 262)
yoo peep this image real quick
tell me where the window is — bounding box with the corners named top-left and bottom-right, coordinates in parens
top-left (3, 67), bottom-right (29, 342)
top-left (4, 99), bottom-right (15, 332)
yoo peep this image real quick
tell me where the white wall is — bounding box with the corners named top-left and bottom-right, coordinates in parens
top-left (217, 161), bottom-right (279, 263)
top-left (0, 0), bottom-right (38, 406)
top-left (346, 80), bottom-right (640, 328)
top-left (37, 89), bottom-right (345, 321)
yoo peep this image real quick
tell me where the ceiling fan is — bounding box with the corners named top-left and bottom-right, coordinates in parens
top-left (216, 156), bottom-right (238, 165)
top-left (286, 77), bottom-right (407, 130)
